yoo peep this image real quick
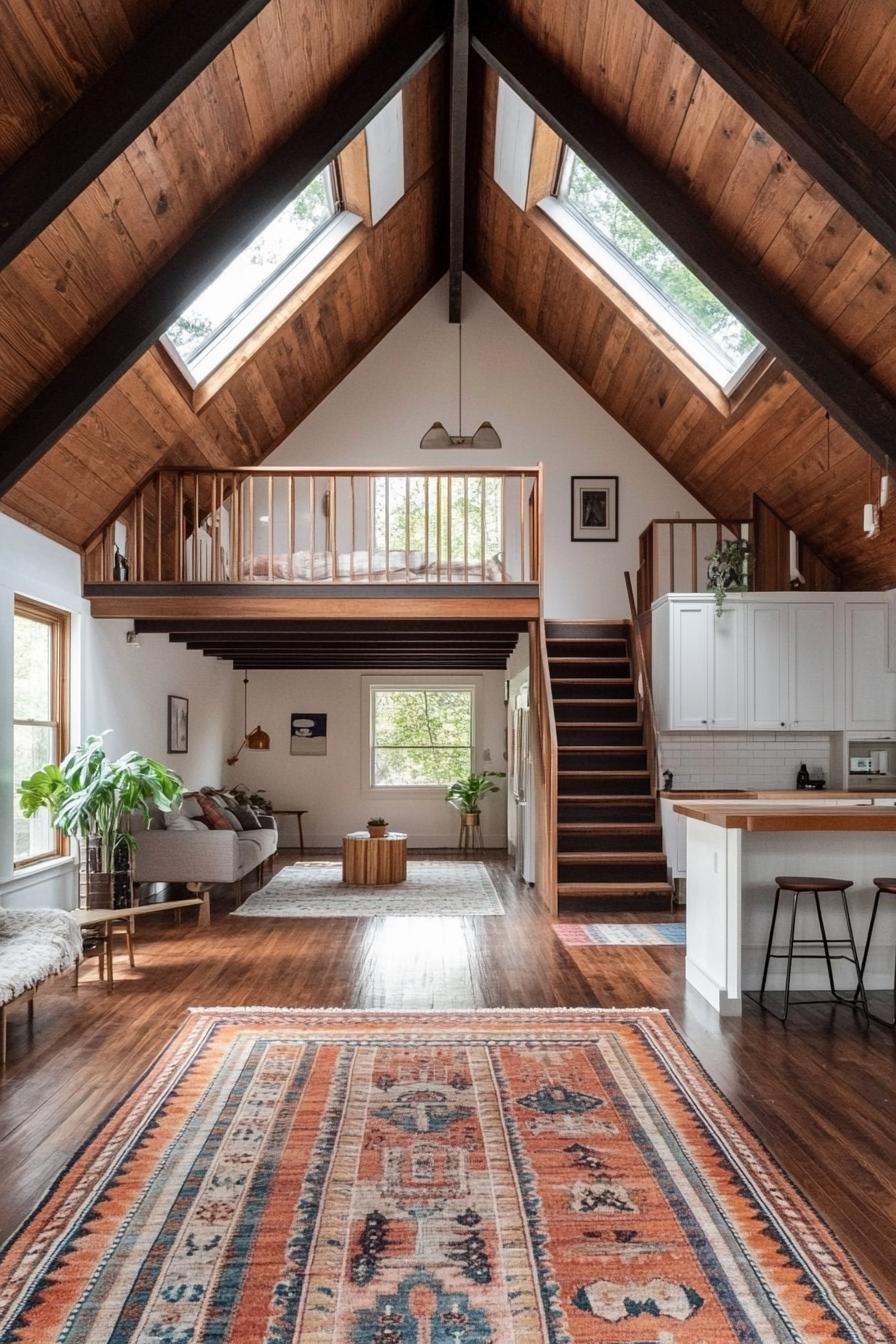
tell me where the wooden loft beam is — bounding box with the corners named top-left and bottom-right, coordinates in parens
top-left (471, 8), bottom-right (896, 472)
top-left (0, 1), bottom-right (449, 497)
top-left (0, 0), bottom-right (273, 273)
top-left (633, 0), bottom-right (896, 262)
top-left (448, 0), bottom-right (470, 322)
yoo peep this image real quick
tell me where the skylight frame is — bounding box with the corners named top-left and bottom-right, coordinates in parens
top-left (547, 150), bottom-right (765, 397)
top-left (160, 166), bottom-right (360, 390)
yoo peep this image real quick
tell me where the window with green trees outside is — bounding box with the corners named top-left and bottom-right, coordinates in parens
top-left (370, 686), bottom-right (474, 788)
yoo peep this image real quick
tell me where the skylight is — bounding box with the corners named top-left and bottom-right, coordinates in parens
top-left (546, 151), bottom-right (764, 394)
top-left (161, 168), bottom-right (351, 387)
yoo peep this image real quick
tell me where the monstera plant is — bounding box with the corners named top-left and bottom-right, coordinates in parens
top-left (18, 733), bottom-right (183, 907)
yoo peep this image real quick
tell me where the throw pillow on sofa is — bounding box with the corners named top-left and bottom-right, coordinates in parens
top-left (165, 814), bottom-right (208, 832)
top-left (196, 793), bottom-right (241, 831)
top-left (230, 805), bottom-right (262, 830)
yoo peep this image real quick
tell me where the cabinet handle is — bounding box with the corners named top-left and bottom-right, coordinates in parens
top-left (701, 719), bottom-right (707, 724)
top-left (780, 721), bottom-right (785, 727)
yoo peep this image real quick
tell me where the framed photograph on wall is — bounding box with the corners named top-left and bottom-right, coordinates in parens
top-left (571, 476), bottom-right (619, 542)
top-left (290, 713), bottom-right (327, 756)
top-left (167, 695), bottom-right (189, 753)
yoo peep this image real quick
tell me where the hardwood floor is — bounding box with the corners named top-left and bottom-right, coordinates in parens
top-left (1, 850), bottom-right (894, 1308)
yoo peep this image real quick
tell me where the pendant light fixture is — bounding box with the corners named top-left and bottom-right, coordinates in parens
top-left (420, 323), bottom-right (501, 450)
top-left (226, 670), bottom-right (271, 765)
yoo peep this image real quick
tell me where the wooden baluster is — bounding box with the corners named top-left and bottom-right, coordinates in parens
top-left (211, 475), bottom-right (219, 583)
top-left (232, 475), bottom-right (240, 583)
top-left (176, 475), bottom-right (184, 582)
top-left (436, 475), bottom-right (443, 580)
top-left (404, 476), bottom-right (410, 583)
top-left (385, 476), bottom-right (391, 582)
top-left (447, 476), bottom-right (453, 579)
top-left (349, 476), bottom-right (355, 582)
top-left (519, 476), bottom-right (525, 581)
top-left (288, 476), bottom-right (296, 582)
top-left (309, 475), bottom-right (315, 583)
top-left (480, 475), bottom-right (486, 582)
top-left (330, 473), bottom-right (337, 582)
top-left (267, 475), bottom-right (273, 581)
top-left (191, 473), bottom-right (199, 583)
top-left (248, 476), bottom-right (256, 583)
top-left (424, 474), bottom-right (430, 583)
top-left (499, 477), bottom-right (506, 583)
top-left (463, 474), bottom-right (469, 582)
top-left (367, 475), bottom-right (373, 585)
top-left (691, 522), bottom-right (698, 592)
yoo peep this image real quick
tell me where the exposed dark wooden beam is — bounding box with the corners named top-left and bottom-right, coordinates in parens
top-left (448, 0), bottom-right (470, 322)
top-left (471, 7), bottom-right (896, 471)
top-left (137, 618), bottom-right (528, 634)
top-left (633, 0), bottom-right (896, 261)
top-left (0, 0), bottom-right (273, 273)
top-left (0, 1), bottom-right (449, 497)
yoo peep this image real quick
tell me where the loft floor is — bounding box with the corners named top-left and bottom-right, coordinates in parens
top-left (1, 851), bottom-right (894, 1305)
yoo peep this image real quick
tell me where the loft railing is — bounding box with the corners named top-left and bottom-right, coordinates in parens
top-left (624, 571), bottom-right (660, 798)
top-left (636, 516), bottom-right (752, 613)
top-left (83, 465), bottom-right (543, 587)
top-left (529, 616), bottom-right (558, 914)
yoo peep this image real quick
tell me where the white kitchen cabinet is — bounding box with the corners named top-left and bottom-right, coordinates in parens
top-left (844, 602), bottom-right (896, 731)
top-left (747, 604), bottom-right (789, 729)
top-left (790, 602), bottom-right (836, 728)
top-left (655, 597), bottom-right (744, 730)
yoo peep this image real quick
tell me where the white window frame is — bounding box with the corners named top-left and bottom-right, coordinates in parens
top-left (363, 677), bottom-right (479, 796)
top-left (160, 168), bottom-right (361, 388)
top-left (13, 597), bottom-right (70, 869)
top-left (542, 151), bottom-right (766, 396)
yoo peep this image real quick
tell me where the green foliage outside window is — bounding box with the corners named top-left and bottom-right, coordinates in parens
top-left (372, 688), bottom-right (473, 787)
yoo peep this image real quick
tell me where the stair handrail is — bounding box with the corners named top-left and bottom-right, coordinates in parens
top-left (529, 615), bottom-right (558, 914)
top-left (624, 571), bottom-right (661, 797)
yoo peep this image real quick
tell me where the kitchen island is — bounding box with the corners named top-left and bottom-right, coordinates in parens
top-left (673, 799), bottom-right (896, 1015)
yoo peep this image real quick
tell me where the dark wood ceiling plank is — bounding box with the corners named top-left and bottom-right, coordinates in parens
top-left (0, 0), bottom-right (276, 272)
top-left (471, 8), bottom-right (896, 471)
top-left (0, 2), bottom-right (449, 498)
top-left (633, 0), bottom-right (896, 259)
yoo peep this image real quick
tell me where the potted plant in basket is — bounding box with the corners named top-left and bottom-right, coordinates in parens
top-left (367, 817), bottom-right (389, 838)
top-left (445, 770), bottom-right (505, 829)
top-left (706, 538), bottom-right (753, 616)
top-left (18, 733), bottom-right (183, 908)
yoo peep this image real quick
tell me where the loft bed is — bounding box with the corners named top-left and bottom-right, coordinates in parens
top-left (82, 466), bottom-right (542, 620)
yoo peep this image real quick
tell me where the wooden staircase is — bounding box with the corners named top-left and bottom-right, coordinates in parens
top-left (546, 619), bottom-right (673, 908)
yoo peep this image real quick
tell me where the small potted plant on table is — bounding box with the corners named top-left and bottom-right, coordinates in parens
top-left (367, 817), bottom-right (389, 838)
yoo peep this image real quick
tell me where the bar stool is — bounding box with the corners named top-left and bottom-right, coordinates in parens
top-left (750, 876), bottom-right (869, 1023)
top-left (856, 879), bottom-right (896, 1027)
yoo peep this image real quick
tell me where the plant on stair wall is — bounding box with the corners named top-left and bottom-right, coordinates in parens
top-left (18, 733), bottom-right (183, 906)
top-left (706, 538), bottom-right (752, 616)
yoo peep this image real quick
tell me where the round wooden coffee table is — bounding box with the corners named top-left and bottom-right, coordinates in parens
top-left (342, 831), bottom-right (408, 885)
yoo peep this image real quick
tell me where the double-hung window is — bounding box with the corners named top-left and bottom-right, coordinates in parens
top-left (13, 598), bottom-right (69, 867)
top-left (369, 684), bottom-right (474, 789)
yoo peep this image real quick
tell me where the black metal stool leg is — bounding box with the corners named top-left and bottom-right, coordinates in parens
top-left (758, 887), bottom-right (782, 1007)
top-left (813, 890), bottom-right (838, 997)
top-left (780, 891), bottom-right (801, 1023)
top-left (856, 889), bottom-right (896, 1027)
top-left (840, 891), bottom-right (869, 1021)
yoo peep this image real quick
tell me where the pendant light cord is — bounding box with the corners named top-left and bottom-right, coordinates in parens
top-left (458, 322), bottom-right (463, 437)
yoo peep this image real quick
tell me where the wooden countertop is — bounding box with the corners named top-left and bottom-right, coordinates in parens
top-left (672, 801), bottom-right (896, 830)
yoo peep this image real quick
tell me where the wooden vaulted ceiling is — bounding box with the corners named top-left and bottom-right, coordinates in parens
top-left (2, 0), bottom-right (896, 587)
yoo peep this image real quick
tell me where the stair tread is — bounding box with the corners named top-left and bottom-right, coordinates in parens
top-left (558, 769), bottom-right (651, 777)
top-left (558, 851), bottom-right (668, 862)
top-left (558, 822), bottom-right (661, 831)
top-left (558, 882), bottom-right (674, 895)
top-left (558, 745), bottom-right (646, 752)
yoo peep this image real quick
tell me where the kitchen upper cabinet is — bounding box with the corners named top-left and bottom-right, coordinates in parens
top-left (844, 602), bottom-right (896, 731)
top-left (655, 597), bottom-right (744, 730)
top-left (790, 602), bottom-right (835, 729)
top-left (747, 604), bottom-right (789, 729)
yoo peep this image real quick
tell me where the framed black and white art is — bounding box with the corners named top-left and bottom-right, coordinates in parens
top-left (167, 695), bottom-right (189, 753)
top-left (571, 476), bottom-right (619, 542)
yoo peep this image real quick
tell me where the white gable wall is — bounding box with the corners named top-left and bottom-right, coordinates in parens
top-left (267, 276), bottom-right (707, 618)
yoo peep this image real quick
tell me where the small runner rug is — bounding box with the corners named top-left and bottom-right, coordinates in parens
top-left (555, 921), bottom-right (686, 946)
top-left (232, 860), bottom-right (503, 917)
top-left (1, 1008), bottom-right (891, 1343)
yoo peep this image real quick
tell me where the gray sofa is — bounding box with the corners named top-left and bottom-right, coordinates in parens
top-left (132, 797), bottom-right (278, 892)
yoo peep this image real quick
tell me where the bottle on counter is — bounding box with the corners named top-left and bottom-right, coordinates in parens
top-left (796, 762), bottom-right (810, 789)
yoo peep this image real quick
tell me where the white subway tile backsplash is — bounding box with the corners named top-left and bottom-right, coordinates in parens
top-left (659, 732), bottom-right (832, 790)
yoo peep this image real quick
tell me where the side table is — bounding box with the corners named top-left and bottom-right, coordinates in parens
top-left (342, 832), bottom-right (408, 885)
top-left (273, 808), bottom-right (307, 854)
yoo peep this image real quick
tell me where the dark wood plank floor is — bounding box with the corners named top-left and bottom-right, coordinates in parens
top-left (1, 851), bottom-right (894, 1307)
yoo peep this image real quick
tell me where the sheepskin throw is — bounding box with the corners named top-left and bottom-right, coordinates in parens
top-left (0, 908), bottom-right (82, 1004)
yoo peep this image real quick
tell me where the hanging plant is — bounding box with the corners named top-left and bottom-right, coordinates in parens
top-left (706, 538), bottom-right (752, 616)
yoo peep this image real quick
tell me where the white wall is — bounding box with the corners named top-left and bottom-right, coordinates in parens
top-left (266, 277), bottom-right (706, 617)
top-left (222, 667), bottom-right (508, 848)
top-left (0, 513), bottom-right (235, 909)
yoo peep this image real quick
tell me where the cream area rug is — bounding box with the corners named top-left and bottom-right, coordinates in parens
top-left (232, 860), bottom-right (504, 917)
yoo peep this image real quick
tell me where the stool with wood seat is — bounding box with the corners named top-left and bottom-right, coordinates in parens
top-left (856, 879), bottom-right (896, 1027)
top-left (749, 876), bottom-right (869, 1023)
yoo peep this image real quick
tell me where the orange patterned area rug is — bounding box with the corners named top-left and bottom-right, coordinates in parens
top-left (0, 1008), bottom-right (892, 1343)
